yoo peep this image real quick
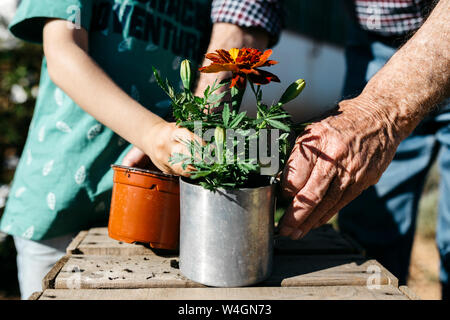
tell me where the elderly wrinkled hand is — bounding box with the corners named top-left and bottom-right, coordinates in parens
top-left (279, 96), bottom-right (402, 239)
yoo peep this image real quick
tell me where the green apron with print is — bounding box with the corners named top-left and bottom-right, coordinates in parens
top-left (0, 0), bottom-right (211, 240)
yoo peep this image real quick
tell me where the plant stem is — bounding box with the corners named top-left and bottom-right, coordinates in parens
top-left (249, 81), bottom-right (257, 101)
top-left (231, 85), bottom-right (244, 113)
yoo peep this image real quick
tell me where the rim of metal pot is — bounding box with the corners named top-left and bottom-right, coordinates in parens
top-left (111, 164), bottom-right (179, 180)
top-left (180, 176), bottom-right (278, 191)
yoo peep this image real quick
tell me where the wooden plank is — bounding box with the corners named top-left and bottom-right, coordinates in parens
top-left (50, 254), bottom-right (398, 289)
top-left (65, 230), bottom-right (88, 255)
top-left (28, 291), bottom-right (43, 300)
top-left (66, 227), bottom-right (161, 256)
top-left (377, 263), bottom-right (399, 287)
top-left (53, 254), bottom-right (199, 289)
top-left (275, 224), bottom-right (362, 255)
top-left (38, 285), bottom-right (408, 300)
top-left (278, 258), bottom-right (398, 287)
top-left (399, 286), bottom-right (421, 300)
top-left (42, 255), bottom-right (69, 290)
top-left (69, 225), bottom-right (360, 257)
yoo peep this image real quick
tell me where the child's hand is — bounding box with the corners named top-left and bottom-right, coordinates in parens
top-left (122, 147), bottom-right (154, 169)
top-left (142, 121), bottom-right (200, 176)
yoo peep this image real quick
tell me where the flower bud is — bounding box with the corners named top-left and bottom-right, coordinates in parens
top-left (278, 79), bottom-right (305, 105)
top-left (180, 59), bottom-right (192, 90)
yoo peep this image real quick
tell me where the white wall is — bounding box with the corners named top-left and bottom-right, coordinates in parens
top-left (241, 31), bottom-right (346, 123)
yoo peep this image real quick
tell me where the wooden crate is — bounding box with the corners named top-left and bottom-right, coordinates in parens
top-left (43, 254), bottom-right (397, 290)
top-left (35, 224), bottom-right (418, 300)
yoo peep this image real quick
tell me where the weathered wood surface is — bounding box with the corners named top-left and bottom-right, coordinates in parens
top-left (66, 225), bottom-right (362, 256)
top-left (277, 256), bottom-right (398, 287)
top-left (399, 285), bottom-right (421, 300)
top-left (48, 254), bottom-right (396, 289)
top-left (37, 285), bottom-right (408, 300)
top-left (66, 228), bottom-right (158, 256)
top-left (28, 291), bottom-right (43, 300)
top-left (42, 255), bottom-right (69, 290)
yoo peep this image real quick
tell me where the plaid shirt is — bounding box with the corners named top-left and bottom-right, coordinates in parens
top-left (354, 0), bottom-right (435, 36)
top-left (211, 0), bottom-right (283, 47)
top-left (211, 0), bottom-right (435, 45)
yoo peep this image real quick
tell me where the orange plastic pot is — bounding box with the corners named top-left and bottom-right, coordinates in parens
top-left (108, 165), bottom-right (180, 250)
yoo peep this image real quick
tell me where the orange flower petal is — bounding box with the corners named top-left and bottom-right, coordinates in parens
top-left (230, 74), bottom-right (247, 89)
top-left (262, 60), bottom-right (278, 66)
top-left (247, 69), bottom-right (280, 85)
top-left (239, 68), bottom-right (258, 75)
top-left (230, 74), bottom-right (240, 88)
top-left (199, 63), bottom-right (239, 73)
top-left (252, 49), bottom-right (273, 68)
top-left (205, 53), bottom-right (225, 63)
top-left (216, 49), bottom-right (233, 63)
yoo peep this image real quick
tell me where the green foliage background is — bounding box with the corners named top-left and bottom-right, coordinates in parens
top-left (0, 43), bottom-right (42, 183)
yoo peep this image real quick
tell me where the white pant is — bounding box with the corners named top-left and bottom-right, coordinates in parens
top-left (13, 233), bottom-right (76, 299)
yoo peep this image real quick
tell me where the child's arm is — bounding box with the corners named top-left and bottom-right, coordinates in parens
top-left (43, 19), bottom-right (195, 175)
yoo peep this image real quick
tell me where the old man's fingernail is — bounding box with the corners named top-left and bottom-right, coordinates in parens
top-left (291, 229), bottom-right (303, 240)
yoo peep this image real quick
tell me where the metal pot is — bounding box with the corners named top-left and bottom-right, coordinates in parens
top-left (179, 178), bottom-right (276, 287)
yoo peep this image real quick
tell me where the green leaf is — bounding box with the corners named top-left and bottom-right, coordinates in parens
top-left (222, 104), bottom-right (230, 127)
top-left (169, 152), bottom-right (191, 166)
top-left (229, 111), bottom-right (247, 128)
top-left (257, 88), bottom-right (262, 102)
top-left (230, 86), bottom-right (240, 98)
top-left (238, 162), bottom-right (258, 172)
top-left (166, 80), bottom-right (175, 99)
top-left (266, 119), bottom-right (291, 132)
top-left (208, 91), bottom-right (227, 104)
top-left (152, 67), bottom-right (167, 92)
top-left (203, 85), bottom-right (211, 99)
top-left (212, 80), bottom-right (229, 92)
top-left (267, 114), bottom-right (291, 120)
top-left (190, 170), bottom-right (212, 179)
top-left (220, 182), bottom-right (239, 188)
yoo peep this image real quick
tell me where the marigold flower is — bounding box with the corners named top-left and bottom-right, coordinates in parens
top-left (199, 48), bottom-right (280, 89)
